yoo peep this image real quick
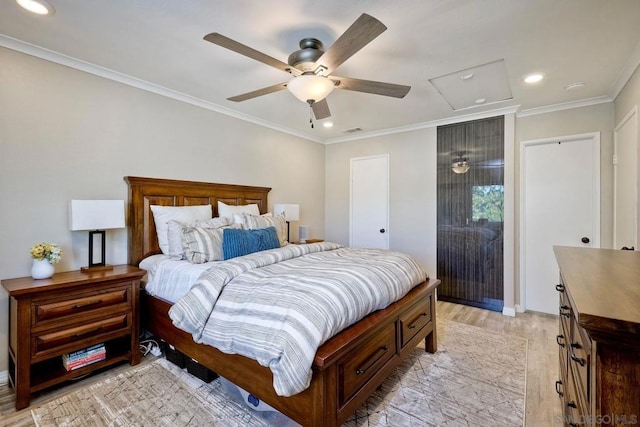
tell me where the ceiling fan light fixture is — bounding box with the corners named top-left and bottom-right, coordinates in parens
top-left (287, 74), bottom-right (335, 103)
top-left (16, 0), bottom-right (55, 15)
top-left (451, 159), bottom-right (470, 174)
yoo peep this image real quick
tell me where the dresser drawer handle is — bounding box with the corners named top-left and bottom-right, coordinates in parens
top-left (356, 345), bottom-right (389, 375)
top-left (555, 380), bottom-right (563, 397)
top-left (556, 335), bottom-right (565, 348)
top-left (559, 305), bottom-right (571, 318)
top-left (567, 400), bottom-right (577, 409)
top-left (570, 342), bottom-right (581, 349)
top-left (71, 300), bottom-right (103, 310)
top-left (555, 284), bottom-right (565, 292)
top-left (571, 355), bottom-right (586, 367)
top-left (408, 313), bottom-right (428, 329)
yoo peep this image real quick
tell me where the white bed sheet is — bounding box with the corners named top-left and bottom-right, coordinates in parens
top-left (139, 254), bottom-right (218, 303)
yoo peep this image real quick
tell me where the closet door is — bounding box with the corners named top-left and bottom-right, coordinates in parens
top-left (350, 154), bottom-right (389, 250)
top-left (437, 117), bottom-right (504, 312)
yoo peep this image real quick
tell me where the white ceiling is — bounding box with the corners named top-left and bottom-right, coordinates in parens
top-left (2, 0), bottom-right (640, 143)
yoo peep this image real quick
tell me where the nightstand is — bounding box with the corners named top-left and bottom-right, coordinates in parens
top-left (1, 265), bottom-right (145, 409)
top-left (292, 239), bottom-right (324, 244)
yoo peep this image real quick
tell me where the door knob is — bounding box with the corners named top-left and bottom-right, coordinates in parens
top-left (379, 228), bottom-right (386, 233)
top-left (581, 237), bottom-right (590, 244)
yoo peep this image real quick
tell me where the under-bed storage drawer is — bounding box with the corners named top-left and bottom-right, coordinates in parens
top-left (338, 322), bottom-right (396, 406)
top-left (399, 296), bottom-right (432, 348)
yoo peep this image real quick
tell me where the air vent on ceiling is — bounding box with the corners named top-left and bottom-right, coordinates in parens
top-left (343, 127), bottom-right (363, 134)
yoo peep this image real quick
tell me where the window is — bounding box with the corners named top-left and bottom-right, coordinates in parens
top-left (472, 185), bottom-right (504, 222)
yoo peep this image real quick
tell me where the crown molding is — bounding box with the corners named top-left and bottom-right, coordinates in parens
top-left (0, 34), bottom-right (324, 144)
top-left (324, 105), bottom-right (521, 144)
top-left (610, 39), bottom-right (640, 100)
top-left (516, 95), bottom-right (613, 118)
top-left (1, 33), bottom-right (630, 145)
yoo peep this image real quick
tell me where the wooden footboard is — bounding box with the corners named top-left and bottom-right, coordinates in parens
top-left (142, 278), bottom-right (439, 427)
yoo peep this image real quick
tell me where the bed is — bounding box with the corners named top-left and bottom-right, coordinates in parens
top-left (125, 176), bottom-right (440, 427)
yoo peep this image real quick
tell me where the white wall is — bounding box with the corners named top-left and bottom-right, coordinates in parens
top-left (325, 105), bottom-right (615, 315)
top-left (0, 47), bottom-right (325, 373)
top-left (325, 128), bottom-right (438, 278)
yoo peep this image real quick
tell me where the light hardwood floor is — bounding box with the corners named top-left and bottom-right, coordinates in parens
top-left (0, 301), bottom-right (562, 426)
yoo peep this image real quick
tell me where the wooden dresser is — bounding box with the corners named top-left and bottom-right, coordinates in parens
top-left (1, 265), bottom-right (145, 409)
top-left (554, 246), bottom-right (640, 426)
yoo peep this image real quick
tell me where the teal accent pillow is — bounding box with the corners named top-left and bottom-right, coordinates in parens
top-left (222, 226), bottom-right (281, 260)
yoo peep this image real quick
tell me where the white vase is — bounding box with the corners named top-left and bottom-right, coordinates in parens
top-left (31, 259), bottom-right (54, 279)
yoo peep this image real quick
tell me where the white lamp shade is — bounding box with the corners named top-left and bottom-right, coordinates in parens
top-left (287, 74), bottom-right (335, 103)
top-left (273, 203), bottom-right (300, 221)
top-left (69, 200), bottom-right (125, 231)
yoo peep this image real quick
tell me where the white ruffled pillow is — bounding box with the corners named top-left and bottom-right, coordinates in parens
top-left (150, 205), bottom-right (212, 254)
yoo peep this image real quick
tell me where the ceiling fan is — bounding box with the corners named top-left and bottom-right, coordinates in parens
top-left (203, 13), bottom-right (411, 123)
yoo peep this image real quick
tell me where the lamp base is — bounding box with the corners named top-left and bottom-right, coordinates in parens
top-left (81, 264), bottom-right (114, 274)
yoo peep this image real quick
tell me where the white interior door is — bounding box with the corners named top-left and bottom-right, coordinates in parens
top-left (521, 134), bottom-right (600, 314)
top-left (614, 107), bottom-right (638, 250)
top-left (350, 155), bottom-right (389, 249)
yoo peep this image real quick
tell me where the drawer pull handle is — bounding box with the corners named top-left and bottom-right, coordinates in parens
top-left (556, 335), bottom-right (565, 348)
top-left (408, 313), bottom-right (428, 329)
top-left (571, 355), bottom-right (585, 367)
top-left (356, 345), bottom-right (389, 375)
top-left (567, 400), bottom-right (577, 409)
top-left (570, 342), bottom-right (581, 349)
top-left (559, 305), bottom-right (571, 318)
top-left (555, 380), bottom-right (563, 397)
top-left (72, 300), bottom-right (103, 310)
top-left (74, 327), bottom-right (102, 339)
top-left (555, 284), bottom-right (565, 292)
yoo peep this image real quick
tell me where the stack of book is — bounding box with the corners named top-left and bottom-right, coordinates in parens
top-left (63, 343), bottom-right (106, 371)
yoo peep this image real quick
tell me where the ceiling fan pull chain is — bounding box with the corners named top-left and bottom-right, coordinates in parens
top-left (309, 104), bottom-right (314, 128)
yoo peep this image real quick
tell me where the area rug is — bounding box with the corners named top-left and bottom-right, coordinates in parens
top-left (28, 319), bottom-right (527, 426)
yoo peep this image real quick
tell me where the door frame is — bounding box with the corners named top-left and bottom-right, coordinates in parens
top-left (349, 154), bottom-right (390, 249)
top-left (613, 106), bottom-right (638, 249)
top-left (518, 132), bottom-right (601, 311)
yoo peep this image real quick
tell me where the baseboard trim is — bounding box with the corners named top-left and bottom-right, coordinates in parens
top-left (502, 306), bottom-right (517, 317)
top-left (0, 370), bottom-right (8, 386)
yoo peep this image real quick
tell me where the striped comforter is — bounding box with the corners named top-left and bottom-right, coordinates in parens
top-left (168, 242), bottom-right (427, 396)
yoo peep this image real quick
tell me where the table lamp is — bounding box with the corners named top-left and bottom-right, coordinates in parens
top-left (69, 200), bottom-right (125, 272)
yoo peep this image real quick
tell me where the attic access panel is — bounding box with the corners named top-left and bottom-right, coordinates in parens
top-left (429, 59), bottom-right (513, 110)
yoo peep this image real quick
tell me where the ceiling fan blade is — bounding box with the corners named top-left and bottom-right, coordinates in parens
top-left (204, 33), bottom-right (300, 76)
top-left (312, 98), bottom-right (331, 119)
top-left (330, 76), bottom-right (411, 98)
top-left (314, 14), bottom-right (387, 75)
top-left (227, 82), bottom-right (288, 102)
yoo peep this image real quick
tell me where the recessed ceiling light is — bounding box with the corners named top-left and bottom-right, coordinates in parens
top-left (524, 73), bottom-right (544, 84)
top-left (16, 0), bottom-right (55, 15)
top-left (565, 82), bottom-right (586, 91)
top-left (475, 98), bottom-right (486, 104)
top-left (323, 121), bottom-right (334, 128)
top-left (460, 73), bottom-right (474, 81)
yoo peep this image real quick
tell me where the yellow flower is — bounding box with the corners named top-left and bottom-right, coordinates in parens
top-left (30, 242), bottom-right (62, 264)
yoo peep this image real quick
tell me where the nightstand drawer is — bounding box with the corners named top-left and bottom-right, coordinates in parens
top-left (32, 314), bottom-right (129, 358)
top-left (35, 288), bottom-right (129, 323)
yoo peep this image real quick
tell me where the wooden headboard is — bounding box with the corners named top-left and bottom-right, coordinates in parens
top-left (124, 176), bottom-right (271, 266)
